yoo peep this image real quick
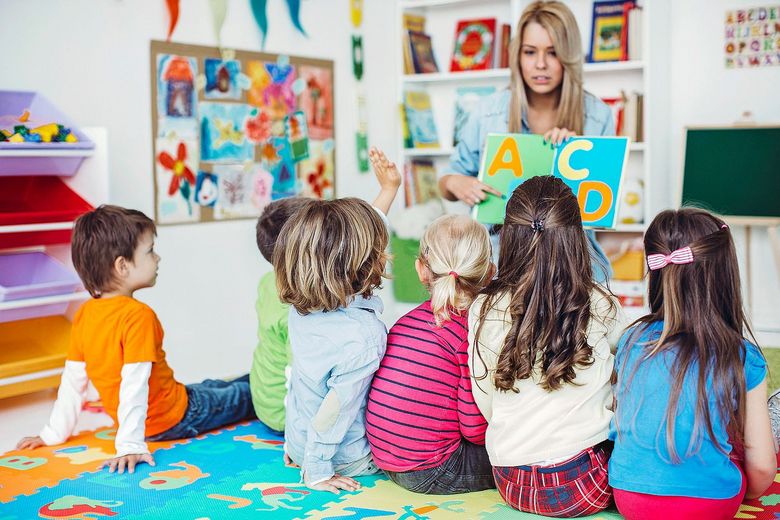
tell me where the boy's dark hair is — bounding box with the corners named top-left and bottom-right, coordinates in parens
top-left (255, 197), bottom-right (311, 262)
top-left (71, 205), bottom-right (156, 298)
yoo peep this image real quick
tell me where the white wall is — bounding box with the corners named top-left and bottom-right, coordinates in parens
top-left (0, 0), bottom-right (399, 381)
top-left (668, 0), bottom-right (780, 341)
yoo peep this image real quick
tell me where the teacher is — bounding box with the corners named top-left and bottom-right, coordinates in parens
top-left (439, 0), bottom-right (613, 283)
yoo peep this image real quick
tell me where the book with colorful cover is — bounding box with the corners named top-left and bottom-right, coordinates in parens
top-left (404, 91), bottom-right (439, 148)
top-left (453, 86), bottom-right (496, 146)
top-left (403, 14), bottom-right (427, 74)
top-left (411, 160), bottom-right (439, 204)
top-left (498, 24), bottom-right (511, 68)
top-left (473, 133), bottom-right (630, 228)
top-left (588, 0), bottom-right (634, 62)
top-left (409, 31), bottom-right (439, 74)
top-left (450, 18), bottom-right (496, 72)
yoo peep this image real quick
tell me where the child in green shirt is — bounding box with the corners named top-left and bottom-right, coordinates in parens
top-left (251, 197), bottom-right (312, 432)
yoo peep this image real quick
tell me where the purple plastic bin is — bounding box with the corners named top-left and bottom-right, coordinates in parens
top-left (0, 302), bottom-right (73, 324)
top-left (0, 252), bottom-right (82, 302)
top-left (0, 91), bottom-right (95, 177)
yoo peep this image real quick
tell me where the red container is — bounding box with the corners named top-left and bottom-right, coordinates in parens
top-left (0, 176), bottom-right (93, 249)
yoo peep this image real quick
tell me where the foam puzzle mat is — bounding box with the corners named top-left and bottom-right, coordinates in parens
top-left (1, 420), bottom-right (779, 519)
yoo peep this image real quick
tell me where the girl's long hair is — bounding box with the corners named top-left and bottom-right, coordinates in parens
top-left (618, 208), bottom-right (758, 462)
top-left (419, 215), bottom-right (493, 326)
top-left (473, 176), bottom-right (612, 392)
top-left (508, 1), bottom-right (585, 134)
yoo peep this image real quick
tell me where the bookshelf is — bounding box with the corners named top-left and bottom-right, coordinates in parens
top-left (396, 0), bottom-right (671, 314)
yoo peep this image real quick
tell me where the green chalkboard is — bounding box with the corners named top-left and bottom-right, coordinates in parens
top-left (682, 127), bottom-right (780, 219)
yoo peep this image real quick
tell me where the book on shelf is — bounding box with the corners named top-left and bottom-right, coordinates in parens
top-left (453, 86), bottom-right (496, 147)
top-left (498, 23), bottom-right (511, 69)
top-left (399, 103), bottom-right (414, 149)
top-left (404, 159), bottom-right (439, 207)
top-left (588, 0), bottom-right (635, 62)
top-left (450, 18), bottom-right (496, 72)
top-left (402, 13), bottom-right (426, 74)
top-left (627, 5), bottom-right (643, 61)
top-left (409, 31), bottom-right (439, 74)
top-left (601, 96), bottom-right (625, 135)
top-left (403, 90), bottom-right (439, 148)
top-left (620, 91), bottom-right (643, 142)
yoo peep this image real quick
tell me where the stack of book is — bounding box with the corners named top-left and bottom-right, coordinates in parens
top-left (588, 0), bottom-right (643, 62)
top-left (403, 13), bottom-right (439, 74)
top-left (601, 91), bottom-right (643, 142)
top-left (403, 159), bottom-right (440, 207)
top-left (401, 90), bottom-right (439, 149)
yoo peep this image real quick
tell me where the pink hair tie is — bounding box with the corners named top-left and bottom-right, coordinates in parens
top-left (647, 246), bottom-right (694, 271)
top-left (449, 271), bottom-right (459, 279)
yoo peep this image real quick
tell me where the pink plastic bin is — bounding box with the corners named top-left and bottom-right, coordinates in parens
top-left (0, 252), bottom-right (82, 302)
top-left (0, 91), bottom-right (95, 176)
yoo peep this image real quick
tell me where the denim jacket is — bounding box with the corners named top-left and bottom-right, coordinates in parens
top-left (448, 89), bottom-right (615, 283)
top-left (284, 294), bottom-right (387, 484)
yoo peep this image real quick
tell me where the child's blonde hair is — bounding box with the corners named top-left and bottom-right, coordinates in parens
top-left (274, 197), bottom-right (389, 314)
top-left (419, 215), bottom-right (492, 326)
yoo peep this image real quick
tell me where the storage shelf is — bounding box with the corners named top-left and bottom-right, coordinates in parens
top-left (0, 316), bottom-right (71, 380)
top-left (0, 222), bottom-right (75, 234)
top-left (402, 61), bottom-right (644, 85)
top-left (0, 291), bottom-right (88, 312)
top-left (400, 0), bottom-right (479, 9)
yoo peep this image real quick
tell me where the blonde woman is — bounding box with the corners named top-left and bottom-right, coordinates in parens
top-left (366, 215), bottom-right (496, 494)
top-left (277, 151), bottom-right (400, 494)
top-left (439, 0), bottom-right (613, 283)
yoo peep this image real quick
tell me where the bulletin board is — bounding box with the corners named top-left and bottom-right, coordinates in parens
top-left (681, 126), bottom-right (780, 223)
top-left (150, 40), bottom-right (335, 225)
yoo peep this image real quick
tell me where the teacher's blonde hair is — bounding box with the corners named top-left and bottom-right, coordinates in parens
top-left (419, 215), bottom-right (493, 326)
top-left (274, 197), bottom-right (389, 314)
top-left (508, 0), bottom-right (585, 134)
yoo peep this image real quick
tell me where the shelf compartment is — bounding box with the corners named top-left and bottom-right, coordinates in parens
top-left (0, 176), bottom-right (93, 248)
top-left (0, 90), bottom-right (95, 176)
top-left (0, 291), bottom-right (88, 324)
top-left (0, 316), bottom-right (71, 380)
top-left (0, 251), bottom-right (82, 302)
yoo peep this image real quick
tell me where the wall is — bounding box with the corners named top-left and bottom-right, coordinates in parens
top-left (668, 0), bottom-right (780, 341)
top-left (0, 0), bottom-right (399, 381)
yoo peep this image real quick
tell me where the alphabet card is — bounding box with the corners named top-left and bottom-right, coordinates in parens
top-left (474, 133), bottom-right (629, 228)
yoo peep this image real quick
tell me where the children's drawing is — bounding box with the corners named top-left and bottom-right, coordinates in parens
top-left (199, 102), bottom-right (254, 162)
top-left (299, 139), bottom-right (334, 199)
top-left (204, 58), bottom-right (242, 99)
top-left (245, 107), bottom-right (272, 144)
top-left (155, 136), bottom-right (200, 224)
top-left (285, 111), bottom-right (309, 161)
top-left (251, 165), bottom-right (274, 212)
top-left (213, 164), bottom-right (256, 219)
top-left (157, 54), bottom-right (197, 118)
top-left (298, 65), bottom-right (333, 139)
top-left (263, 137), bottom-right (297, 199)
top-left (195, 172), bottom-right (219, 207)
top-left (246, 58), bottom-right (297, 121)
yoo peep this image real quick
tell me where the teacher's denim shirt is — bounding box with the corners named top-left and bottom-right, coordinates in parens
top-left (284, 294), bottom-right (387, 484)
top-left (448, 89), bottom-right (615, 283)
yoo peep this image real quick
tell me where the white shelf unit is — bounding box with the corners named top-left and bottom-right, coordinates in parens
top-left (0, 127), bottom-right (108, 399)
top-left (397, 0), bottom-right (670, 312)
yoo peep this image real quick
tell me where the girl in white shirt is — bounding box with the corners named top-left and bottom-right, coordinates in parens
top-left (469, 175), bottom-right (626, 517)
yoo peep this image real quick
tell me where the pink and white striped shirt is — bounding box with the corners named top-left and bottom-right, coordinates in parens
top-left (366, 300), bottom-right (487, 472)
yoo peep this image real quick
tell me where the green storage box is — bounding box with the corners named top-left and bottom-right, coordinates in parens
top-left (390, 234), bottom-right (429, 304)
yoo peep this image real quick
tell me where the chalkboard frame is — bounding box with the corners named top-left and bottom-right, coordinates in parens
top-left (679, 125), bottom-right (780, 226)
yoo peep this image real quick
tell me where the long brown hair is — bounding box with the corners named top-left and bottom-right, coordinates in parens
top-left (274, 197), bottom-right (389, 314)
top-left (508, 1), bottom-right (584, 134)
top-left (618, 208), bottom-right (758, 462)
top-left (473, 176), bottom-right (613, 392)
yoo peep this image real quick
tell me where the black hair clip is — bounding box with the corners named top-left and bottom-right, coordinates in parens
top-left (531, 219), bottom-right (545, 232)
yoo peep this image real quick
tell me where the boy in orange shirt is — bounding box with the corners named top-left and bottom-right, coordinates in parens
top-left (17, 205), bottom-right (255, 473)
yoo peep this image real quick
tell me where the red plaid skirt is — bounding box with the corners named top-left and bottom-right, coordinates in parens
top-left (493, 442), bottom-right (612, 518)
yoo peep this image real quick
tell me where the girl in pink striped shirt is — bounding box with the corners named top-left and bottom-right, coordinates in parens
top-left (366, 215), bottom-right (495, 494)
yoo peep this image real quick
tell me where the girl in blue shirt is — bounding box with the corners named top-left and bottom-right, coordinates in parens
top-left (440, 1), bottom-right (612, 283)
top-left (609, 208), bottom-right (776, 519)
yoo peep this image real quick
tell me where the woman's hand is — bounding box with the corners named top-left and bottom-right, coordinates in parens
top-left (440, 174), bottom-right (503, 206)
top-left (544, 127), bottom-right (577, 146)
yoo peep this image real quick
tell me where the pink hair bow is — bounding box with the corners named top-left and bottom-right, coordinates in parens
top-left (647, 246), bottom-right (694, 270)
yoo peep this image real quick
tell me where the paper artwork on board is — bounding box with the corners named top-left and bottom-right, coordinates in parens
top-left (204, 58), bottom-right (243, 99)
top-left (724, 6), bottom-right (780, 68)
top-left (298, 65), bottom-right (334, 140)
top-left (299, 139), bottom-right (334, 200)
top-left (246, 59), bottom-right (297, 121)
top-left (261, 137), bottom-right (298, 199)
top-left (155, 136), bottom-right (200, 223)
top-left (199, 102), bottom-right (254, 162)
top-left (195, 171), bottom-right (219, 207)
top-left (156, 54), bottom-right (199, 138)
top-left (286, 111), bottom-right (310, 162)
top-left (245, 107), bottom-right (272, 144)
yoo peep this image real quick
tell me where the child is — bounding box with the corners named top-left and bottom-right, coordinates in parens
top-left (251, 197), bottom-right (312, 433)
top-left (469, 176), bottom-right (626, 517)
top-left (277, 148), bottom-right (400, 493)
top-left (16, 205), bottom-right (255, 474)
top-left (609, 208), bottom-right (776, 520)
top-left (366, 214), bottom-right (495, 494)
